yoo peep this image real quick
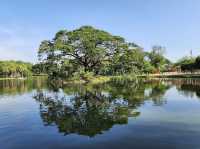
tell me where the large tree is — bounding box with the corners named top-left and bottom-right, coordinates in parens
top-left (38, 26), bottom-right (141, 77)
top-left (148, 46), bottom-right (165, 68)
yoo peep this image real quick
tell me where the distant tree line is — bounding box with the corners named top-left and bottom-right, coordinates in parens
top-left (0, 61), bottom-right (32, 77)
top-left (175, 56), bottom-right (200, 72)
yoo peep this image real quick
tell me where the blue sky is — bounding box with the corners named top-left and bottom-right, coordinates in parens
top-left (0, 0), bottom-right (200, 63)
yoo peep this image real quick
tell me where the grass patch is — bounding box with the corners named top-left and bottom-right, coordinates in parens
top-left (64, 76), bottom-right (111, 85)
top-left (63, 74), bottom-right (138, 85)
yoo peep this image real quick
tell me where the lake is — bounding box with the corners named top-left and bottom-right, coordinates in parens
top-left (1, 77), bottom-right (200, 149)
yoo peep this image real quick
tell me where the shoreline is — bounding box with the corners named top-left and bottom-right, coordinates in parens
top-left (1, 74), bottom-right (200, 82)
top-left (138, 73), bottom-right (200, 79)
top-left (0, 75), bottom-right (47, 81)
top-left (0, 77), bottom-right (26, 80)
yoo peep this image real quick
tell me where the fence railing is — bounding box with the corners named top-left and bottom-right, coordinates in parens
top-left (161, 71), bottom-right (200, 75)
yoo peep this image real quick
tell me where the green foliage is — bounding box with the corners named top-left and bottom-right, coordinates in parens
top-left (175, 56), bottom-right (195, 66)
top-left (143, 61), bottom-right (155, 73)
top-left (38, 26), bottom-right (143, 79)
top-left (110, 73), bottom-right (137, 84)
top-left (145, 45), bottom-right (171, 72)
top-left (149, 46), bottom-right (166, 68)
top-left (32, 63), bottom-right (46, 74)
top-left (71, 71), bottom-right (94, 81)
top-left (175, 56), bottom-right (200, 71)
top-left (194, 56), bottom-right (200, 69)
top-left (110, 48), bottom-right (144, 75)
top-left (0, 61), bottom-right (32, 77)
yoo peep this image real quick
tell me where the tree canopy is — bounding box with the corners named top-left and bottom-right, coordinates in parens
top-left (38, 26), bottom-right (144, 78)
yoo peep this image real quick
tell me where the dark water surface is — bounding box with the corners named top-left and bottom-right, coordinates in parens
top-left (1, 77), bottom-right (200, 149)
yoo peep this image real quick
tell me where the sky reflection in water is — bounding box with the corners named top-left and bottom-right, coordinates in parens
top-left (0, 78), bottom-right (200, 149)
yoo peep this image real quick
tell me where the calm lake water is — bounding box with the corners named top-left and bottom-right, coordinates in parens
top-left (1, 77), bottom-right (200, 149)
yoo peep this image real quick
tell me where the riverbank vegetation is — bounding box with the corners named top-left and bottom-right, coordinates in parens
top-left (0, 61), bottom-right (32, 78)
top-left (36, 26), bottom-right (173, 83)
top-left (1, 26), bottom-right (200, 82)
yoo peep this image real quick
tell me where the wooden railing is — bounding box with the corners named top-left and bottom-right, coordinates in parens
top-left (139, 71), bottom-right (200, 77)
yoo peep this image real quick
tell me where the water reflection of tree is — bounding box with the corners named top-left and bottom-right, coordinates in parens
top-left (147, 82), bottom-right (170, 105)
top-left (170, 79), bottom-right (200, 98)
top-left (103, 80), bottom-right (170, 106)
top-left (0, 77), bottom-right (47, 96)
top-left (33, 80), bottom-right (170, 137)
top-left (34, 90), bottom-right (140, 137)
